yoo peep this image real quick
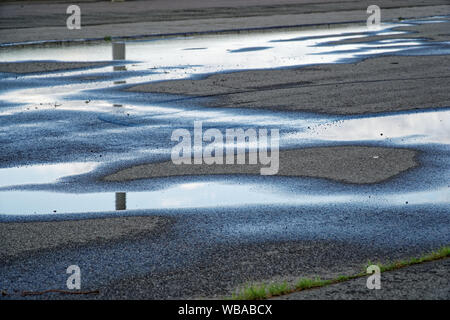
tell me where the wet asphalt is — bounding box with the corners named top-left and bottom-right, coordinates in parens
top-left (0, 17), bottom-right (449, 299)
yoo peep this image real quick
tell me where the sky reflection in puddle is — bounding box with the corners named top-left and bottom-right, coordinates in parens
top-left (0, 19), bottom-right (449, 216)
top-left (0, 162), bottom-right (98, 188)
top-left (0, 23), bottom-right (417, 108)
top-left (0, 24), bottom-right (404, 65)
top-left (284, 109), bottom-right (450, 145)
top-left (0, 182), bottom-right (448, 216)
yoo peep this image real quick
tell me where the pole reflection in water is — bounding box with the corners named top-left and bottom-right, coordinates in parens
top-left (113, 41), bottom-right (127, 83)
top-left (113, 65), bottom-right (127, 84)
top-left (112, 42), bottom-right (125, 60)
top-left (113, 66), bottom-right (127, 72)
top-left (115, 192), bottom-right (127, 210)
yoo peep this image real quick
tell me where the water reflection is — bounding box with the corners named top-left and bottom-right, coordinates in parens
top-left (0, 182), bottom-right (447, 216)
top-left (0, 20), bottom-right (448, 217)
top-left (113, 66), bottom-right (127, 72)
top-left (0, 20), bottom-right (446, 112)
top-left (115, 192), bottom-right (126, 210)
top-left (0, 162), bottom-right (97, 188)
top-left (113, 42), bottom-right (127, 84)
top-left (0, 23), bottom-right (411, 73)
top-left (112, 42), bottom-right (126, 60)
top-left (284, 109), bottom-right (450, 145)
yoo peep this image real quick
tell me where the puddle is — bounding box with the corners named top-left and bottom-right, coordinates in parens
top-left (284, 109), bottom-right (450, 145)
top-left (0, 182), bottom-right (448, 216)
top-left (0, 18), bottom-right (449, 217)
top-left (0, 23), bottom-right (426, 110)
top-left (228, 46), bottom-right (273, 53)
top-left (0, 162), bottom-right (98, 188)
top-left (0, 24), bottom-right (404, 65)
top-left (0, 21), bottom-right (446, 110)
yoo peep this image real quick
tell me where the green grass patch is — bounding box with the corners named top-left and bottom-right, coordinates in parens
top-left (336, 275), bottom-right (351, 282)
top-left (232, 283), bottom-right (268, 300)
top-left (230, 246), bottom-right (449, 300)
top-left (268, 281), bottom-right (290, 296)
top-left (295, 277), bottom-right (331, 290)
top-left (232, 281), bottom-right (291, 300)
top-left (378, 246), bottom-right (450, 273)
